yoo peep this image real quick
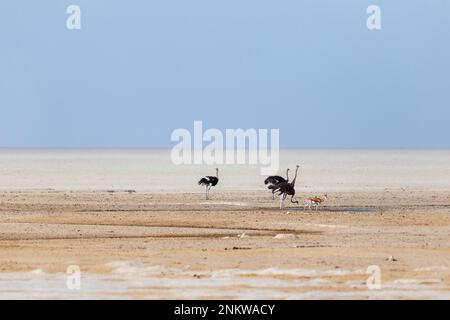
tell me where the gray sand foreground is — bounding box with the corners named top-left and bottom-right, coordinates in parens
top-left (0, 190), bottom-right (449, 299)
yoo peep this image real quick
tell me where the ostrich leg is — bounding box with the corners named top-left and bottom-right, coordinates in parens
top-left (280, 192), bottom-right (287, 209)
top-left (207, 185), bottom-right (212, 199)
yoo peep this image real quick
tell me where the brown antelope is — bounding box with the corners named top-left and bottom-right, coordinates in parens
top-left (304, 194), bottom-right (328, 210)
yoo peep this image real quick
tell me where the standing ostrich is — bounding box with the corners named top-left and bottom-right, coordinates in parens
top-left (264, 168), bottom-right (289, 200)
top-left (276, 165), bottom-right (300, 208)
top-left (198, 168), bottom-right (219, 200)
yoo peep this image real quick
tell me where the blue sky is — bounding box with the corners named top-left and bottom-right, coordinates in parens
top-left (0, 1), bottom-right (449, 148)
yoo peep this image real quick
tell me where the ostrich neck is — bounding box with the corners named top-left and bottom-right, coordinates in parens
top-left (291, 167), bottom-right (299, 186)
top-left (286, 169), bottom-right (290, 182)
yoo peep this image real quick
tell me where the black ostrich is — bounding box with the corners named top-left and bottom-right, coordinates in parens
top-left (276, 165), bottom-right (300, 208)
top-left (264, 168), bottom-right (290, 200)
top-left (198, 168), bottom-right (219, 200)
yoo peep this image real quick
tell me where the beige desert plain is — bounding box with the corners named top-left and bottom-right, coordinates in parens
top-left (0, 149), bottom-right (449, 299)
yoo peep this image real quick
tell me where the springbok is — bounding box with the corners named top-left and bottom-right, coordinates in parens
top-left (304, 194), bottom-right (328, 210)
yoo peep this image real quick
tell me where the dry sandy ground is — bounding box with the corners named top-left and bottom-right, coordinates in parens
top-left (0, 190), bottom-right (449, 299)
